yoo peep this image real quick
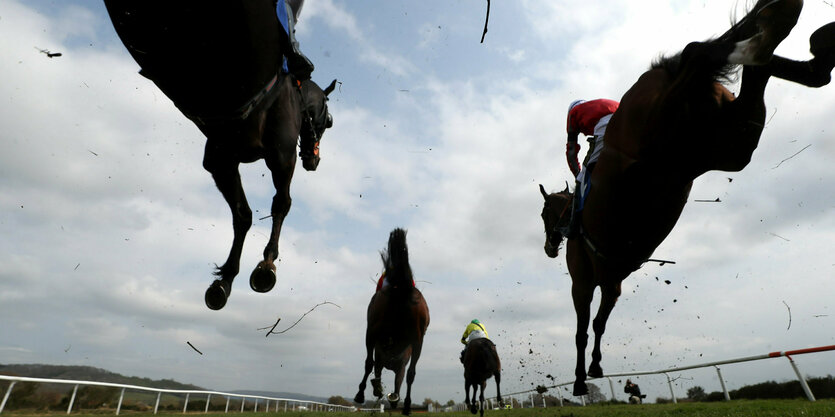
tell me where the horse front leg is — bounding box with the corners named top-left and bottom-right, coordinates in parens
top-left (203, 149), bottom-right (251, 310)
top-left (250, 149), bottom-right (296, 293)
top-left (571, 280), bottom-right (594, 396)
top-left (588, 283), bottom-right (621, 378)
top-left (464, 380), bottom-right (471, 406)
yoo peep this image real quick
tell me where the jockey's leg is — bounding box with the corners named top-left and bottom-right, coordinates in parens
top-left (283, 0), bottom-right (315, 80)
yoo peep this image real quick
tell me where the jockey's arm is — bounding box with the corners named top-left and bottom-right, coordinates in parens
top-left (566, 131), bottom-right (581, 178)
top-left (461, 328), bottom-right (471, 345)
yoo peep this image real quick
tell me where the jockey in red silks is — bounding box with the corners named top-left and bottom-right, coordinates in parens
top-left (375, 271), bottom-right (415, 292)
top-left (563, 99), bottom-right (619, 237)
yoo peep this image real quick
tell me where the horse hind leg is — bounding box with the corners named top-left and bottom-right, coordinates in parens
top-left (478, 381), bottom-right (487, 417)
top-left (469, 383), bottom-right (479, 415)
top-left (203, 153), bottom-right (252, 310)
top-left (727, 0), bottom-right (802, 65)
top-left (571, 280), bottom-right (594, 396)
top-left (766, 22), bottom-right (835, 88)
top-left (354, 343), bottom-right (375, 404)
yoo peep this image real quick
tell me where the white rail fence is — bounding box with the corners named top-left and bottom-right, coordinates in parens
top-left (489, 344), bottom-right (835, 408)
top-left (0, 375), bottom-right (382, 414)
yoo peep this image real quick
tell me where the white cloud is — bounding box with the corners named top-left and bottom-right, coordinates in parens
top-left (2, 0), bottom-right (835, 405)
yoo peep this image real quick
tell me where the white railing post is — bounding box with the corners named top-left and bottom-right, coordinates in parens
top-left (67, 384), bottom-right (79, 414)
top-left (607, 377), bottom-right (615, 401)
top-left (541, 394), bottom-right (546, 408)
top-left (154, 391), bottom-right (161, 415)
top-left (183, 392), bottom-right (190, 413)
top-left (787, 356), bottom-right (816, 402)
top-left (254, 398), bottom-right (258, 412)
top-left (664, 373), bottom-right (677, 404)
top-left (265, 399), bottom-right (269, 413)
top-left (116, 387), bottom-right (126, 415)
top-left (224, 396), bottom-right (230, 413)
top-left (556, 387), bottom-right (563, 407)
top-left (205, 394), bottom-right (211, 413)
top-left (284, 401), bottom-right (287, 412)
top-left (240, 397), bottom-right (245, 412)
top-left (714, 366), bottom-right (731, 401)
top-left (1, 381), bottom-right (17, 414)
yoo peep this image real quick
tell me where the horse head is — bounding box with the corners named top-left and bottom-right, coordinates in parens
top-left (299, 78), bottom-right (337, 171)
top-left (539, 183), bottom-right (571, 258)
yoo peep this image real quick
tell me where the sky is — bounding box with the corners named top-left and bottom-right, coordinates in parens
top-left (1, 0), bottom-right (835, 406)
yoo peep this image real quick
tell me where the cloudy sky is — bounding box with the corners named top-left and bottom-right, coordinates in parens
top-left (2, 0), bottom-right (834, 405)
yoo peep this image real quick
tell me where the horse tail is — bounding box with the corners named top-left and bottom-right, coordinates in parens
top-left (381, 227), bottom-right (414, 291)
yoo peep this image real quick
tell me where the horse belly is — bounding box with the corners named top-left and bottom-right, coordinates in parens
top-left (104, 0), bottom-right (281, 117)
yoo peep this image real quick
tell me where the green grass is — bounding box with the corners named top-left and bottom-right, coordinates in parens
top-left (4, 399), bottom-right (835, 417)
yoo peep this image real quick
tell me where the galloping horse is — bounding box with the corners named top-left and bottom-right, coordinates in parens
top-left (354, 228), bottom-right (430, 415)
top-left (104, 0), bottom-right (336, 310)
top-left (540, 0), bottom-right (834, 396)
top-left (463, 338), bottom-right (502, 416)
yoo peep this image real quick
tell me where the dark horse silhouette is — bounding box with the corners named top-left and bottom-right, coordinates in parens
top-left (354, 228), bottom-right (430, 415)
top-left (540, 0), bottom-right (834, 396)
top-left (104, 0), bottom-right (337, 310)
top-left (463, 338), bottom-right (502, 416)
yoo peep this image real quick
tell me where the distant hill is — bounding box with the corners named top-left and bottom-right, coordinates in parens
top-left (0, 364), bottom-right (203, 390)
top-left (0, 364), bottom-right (329, 403)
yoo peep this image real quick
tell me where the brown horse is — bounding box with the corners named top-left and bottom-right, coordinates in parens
top-left (540, 0), bottom-right (834, 396)
top-left (104, 0), bottom-right (336, 310)
top-left (354, 228), bottom-right (430, 415)
top-left (463, 338), bottom-right (502, 416)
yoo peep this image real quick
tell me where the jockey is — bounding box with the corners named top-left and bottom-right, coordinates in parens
top-left (276, 0), bottom-right (315, 80)
top-left (624, 379), bottom-right (647, 404)
top-left (460, 319), bottom-right (489, 363)
top-left (563, 98), bottom-right (619, 236)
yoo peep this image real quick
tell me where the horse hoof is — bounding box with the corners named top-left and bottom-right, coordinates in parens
top-left (353, 393), bottom-right (365, 404)
top-left (573, 381), bottom-right (589, 397)
top-left (205, 280), bottom-right (229, 310)
top-left (810, 22), bottom-right (835, 56)
top-left (371, 378), bottom-right (383, 398)
top-left (588, 364), bottom-right (603, 378)
top-left (387, 392), bottom-right (400, 403)
top-left (469, 404), bottom-right (478, 414)
top-left (249, 262), bottom-right (276, 293)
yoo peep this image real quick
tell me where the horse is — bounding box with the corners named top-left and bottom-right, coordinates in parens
top-left (539, 0), bottom-right (834, 396)
top-left (354, 228), bottom-right (430, 416)
top-left (463, 338), bottom-right (502, 416)
top-left (104, 0), bottom-right (337, 310)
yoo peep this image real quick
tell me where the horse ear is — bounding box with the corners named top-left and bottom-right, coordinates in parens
top-left (563, 181), bottom-right (570, 193)
top-left (324, 79), bottom-right (337, 96)
top-left (539, 184), bottom-right (548, 200)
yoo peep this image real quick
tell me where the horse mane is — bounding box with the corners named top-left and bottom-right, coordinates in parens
top-left (381, 228), bottom-right (414, 292)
